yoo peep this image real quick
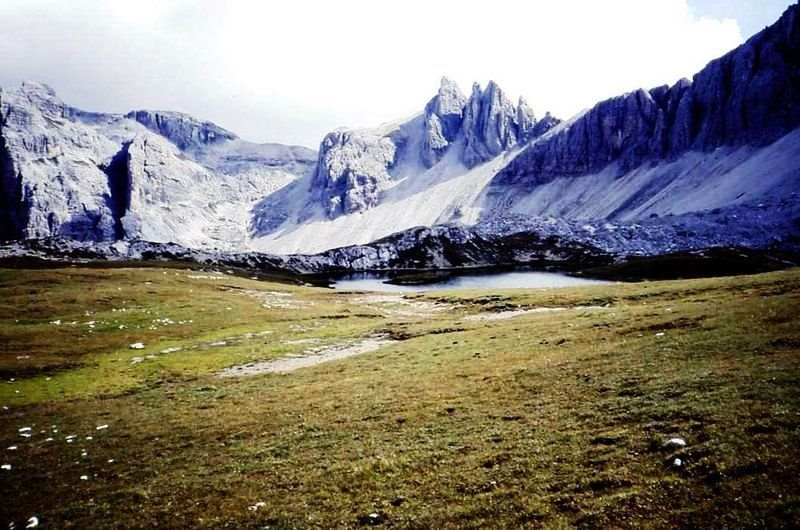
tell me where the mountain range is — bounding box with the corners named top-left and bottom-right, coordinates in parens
top-left (1, 3), bottom-right (799, 270)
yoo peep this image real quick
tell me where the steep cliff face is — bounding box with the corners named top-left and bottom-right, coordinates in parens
top-left (421, 77), bottom-right (467, 167)
top-left (0, 82), bottom-right (315, 248)
top-left (462, 81), bottom-right (539, 168)
top-left (0, 82), bottom-right (124, 241)
top-left (0, 105), bottom-right (25, 240)
top-left (495, 4), bottom-right (800, 189)
top-left (312, 127), bottom-right (401, 218)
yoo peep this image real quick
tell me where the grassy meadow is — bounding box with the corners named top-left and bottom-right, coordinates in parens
top-left (1, 265), bottom-right (799, 528)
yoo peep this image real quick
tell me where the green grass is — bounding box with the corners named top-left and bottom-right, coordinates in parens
top-left (1, 266), bottom-right (799, 528)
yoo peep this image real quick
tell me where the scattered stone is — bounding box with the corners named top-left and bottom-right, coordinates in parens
top-left (390, 496), bottom-right (405, 507)
top-left (96, 424), bottom-right (109, 431)
top-left (18, 427), bottom-right (31, 433)
top-left (7, 446), bottom-right (17, 451)
top-left (25, 516), bottom-right (39, 528)
top-left (129, 343), bottom-right (145, 350)
top-left (1, 464), bottom-right (11, 470)
top-left (664, 437), bottom-right (687, 450)
top-left (248, 501), bottom-right (266, 512)
top-left (79, 475), bottom-right (89, 480)
top-left (672, 457), bottom-right (683, 468)
top-left (357, 511), bottom-right (386, 526)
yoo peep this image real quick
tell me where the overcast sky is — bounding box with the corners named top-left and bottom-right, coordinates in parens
top-left (0, 0), bottom-right (793, 148)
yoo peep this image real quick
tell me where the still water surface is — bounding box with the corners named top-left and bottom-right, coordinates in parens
top-left (332, 270), bottom-right (611, 292)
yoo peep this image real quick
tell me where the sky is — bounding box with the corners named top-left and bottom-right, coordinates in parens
top-left (0, 0), bottom-right (793, 148)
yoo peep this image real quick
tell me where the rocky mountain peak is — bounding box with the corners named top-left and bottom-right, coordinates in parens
top-left (421, 77), bottom-right (468, 167)
top-left (124, 110), bottom-right (237, 151)
top-left (422, 78), bottom-right (558, 168)
top-left (462, 80), bottom-right (552, 168)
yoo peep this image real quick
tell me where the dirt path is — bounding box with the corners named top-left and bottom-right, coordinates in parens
top-left (352, 293), bottom-right (455, 319)
top-left (218, 336), bottom-right (396, 377)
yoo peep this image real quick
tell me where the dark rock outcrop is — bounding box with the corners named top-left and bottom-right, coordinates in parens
top-left (0, 99), bottom-right (26, 240)
top-left (312, 224), bottom-right (608, 271)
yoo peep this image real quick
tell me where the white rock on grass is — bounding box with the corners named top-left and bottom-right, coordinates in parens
top-left (129, 342), bottom-right (145, 350)
top-left (1, 464), bottom-right (11, 470)
top-left (664, 437), bottom-right (687, 450)
top-left (26, 516), bottom-right (40, 528)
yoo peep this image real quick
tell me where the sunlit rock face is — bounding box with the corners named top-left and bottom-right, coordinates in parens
top-left (0, 82), bottom-right (315, 249)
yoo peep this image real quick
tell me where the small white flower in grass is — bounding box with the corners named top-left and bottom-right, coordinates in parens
top-left (80, 475), bottom-right (89, 480)
top-left (26, 516), bottom-right (39, 528)
top-left (1, 464), bottom-right (11, 470)
top-left (248, 502), bottom-right (266, 511)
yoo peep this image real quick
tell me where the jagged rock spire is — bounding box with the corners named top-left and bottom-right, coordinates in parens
top-left (421, 77), bottom-right (467, 167)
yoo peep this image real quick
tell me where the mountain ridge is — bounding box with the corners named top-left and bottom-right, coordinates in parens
top-left (1, 3), bottom-right (799, 263)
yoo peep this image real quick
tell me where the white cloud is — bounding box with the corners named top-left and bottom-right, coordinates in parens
top-left (0, 0), bottom-right (742, 147)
